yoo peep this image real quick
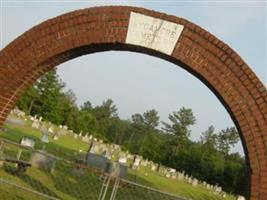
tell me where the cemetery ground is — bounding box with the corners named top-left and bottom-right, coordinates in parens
top-left (0, 121), bottom-right (236, 200)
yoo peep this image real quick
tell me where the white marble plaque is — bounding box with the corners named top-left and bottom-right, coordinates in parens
top-left (126, 12), bottom-right (184, 55)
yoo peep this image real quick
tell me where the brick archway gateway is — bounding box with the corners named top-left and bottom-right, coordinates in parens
top-left (0, 6), bottom-right (266, 199)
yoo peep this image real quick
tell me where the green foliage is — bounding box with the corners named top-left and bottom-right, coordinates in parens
top-left (16, 69), bottom-right (248, 196)
top-left (162, 107), bottom-right (196, 153)
top-left (217, 127), bottom-right (239, 155)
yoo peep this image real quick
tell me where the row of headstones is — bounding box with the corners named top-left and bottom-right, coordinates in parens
top-left (130, 155), bottom-right (228, 198)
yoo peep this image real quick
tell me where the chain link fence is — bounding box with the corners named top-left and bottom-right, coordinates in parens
top-left (0, 139), bottom-right (187, 200)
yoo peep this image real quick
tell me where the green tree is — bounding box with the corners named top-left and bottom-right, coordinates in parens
top-left (92, 99), bottom-right (118, 139)
top-left (143, 109), bottom-right (159, 131)
top-left (81, 100), bottom-right (93, 112)
top-left (17, 85), bottom-right (38, 114)
top-left (162, 107), bottom-right (196, 152)
top-left (217, 127), bottom-right (239, 155)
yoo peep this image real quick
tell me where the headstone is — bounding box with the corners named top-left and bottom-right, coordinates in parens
top-left (5, 116), bottom-right (25, 126)
top-left (188, 177), bottom-right (193, 184)
top-left (132, 155), bottom-right (142, 169)
top-left (151, 164), bottom-right (157, 171)
top-left (48, 127), bottom-right (54, 134)
top-left (41, 133), bottom-right (49, 143)
top-left (171, 173), bottom-right (177, 179)
top-left (141, 159), bottom-right (148, 166)
top-left (13, 108), bottom-right (25, 117)
top-left (79, 131), bottom-right (82, 137)
top-left (31, 120), bottom-right (40, 129)
top-left (20, 137), bottom-right (35, 148)
top-left (237, 195), bottom-right (246, 200)
top-left (203, 181), bottom-right (207, 187)
top-left (90, 142), bottom-right (100, 154)
top-left (102, 149), bottom-right (111, 159)
top-left (86, 152), bottom-right (109, 172)
top-left (52, 134), bottom-right (59, 141)
top-left (82, 134), bottom-right (90, 143)
top-left (169, 168), bottom-right (176, 173)
top-left (118, 156), bottom-right (127, 164)
top-left (166, 172), bottom-right (171, 178)
top-left (214, 186), bottom-right (222, 193)
top-left (105, 162), bottom-right (128, 179)
top-left (177, 172), bottom-right (184, 180)
top-left (192, 178), bottom-right (198, 187)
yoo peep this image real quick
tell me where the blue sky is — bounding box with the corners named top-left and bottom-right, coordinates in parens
top-left (0, 0), bottom-right (266, 155)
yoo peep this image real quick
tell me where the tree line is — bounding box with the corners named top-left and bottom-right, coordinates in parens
top-left (17, 69), bottom-right (248, 196)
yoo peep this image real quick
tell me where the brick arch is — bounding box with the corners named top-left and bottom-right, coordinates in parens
top-left (0, 6), bottom-right (266, 199)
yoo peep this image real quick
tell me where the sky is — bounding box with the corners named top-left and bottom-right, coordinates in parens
top-left (0, 0), bottom-right (266, 155)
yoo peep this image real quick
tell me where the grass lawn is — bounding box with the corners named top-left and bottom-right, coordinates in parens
top-left (0, 121), bottom-right (236, 200)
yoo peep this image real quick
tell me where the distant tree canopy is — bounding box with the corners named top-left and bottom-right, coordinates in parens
top-left (16, 69), bottom-right (248, 196)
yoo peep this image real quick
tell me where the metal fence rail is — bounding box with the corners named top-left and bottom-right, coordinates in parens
top-left (117, 178), bottom-right (188, 200)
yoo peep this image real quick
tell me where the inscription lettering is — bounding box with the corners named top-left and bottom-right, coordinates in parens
top-left (126, 12), bottom-right (184, 55)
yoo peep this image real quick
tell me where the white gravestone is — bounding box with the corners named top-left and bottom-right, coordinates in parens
top-left (118, 157), bottom-right (127, 164)
top-left (192, 178), bottom-right (198, 187)
top-left (166, 173), bottom-right (171, 178)
top-left (237, 195), bottom-right (245, 200)
top-left (82, 134), bottom-right (90, 143)
top-left (32, 120), bottom-right (40, 129)
top-left (133, 157), bottom-right (141, 169)
top-left (126, 12), bottom-right (184, 55)
top-left (52, 134), bottom-right (59, 140)
top-left (48, 127), bottom-right (54, 134)
top-left (151, 164), bottom-right (157, 171)
top-left (20, 137), bottom-right (35, 148)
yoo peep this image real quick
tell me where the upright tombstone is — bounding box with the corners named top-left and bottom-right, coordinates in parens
top-left (118, 153), bottom-right (127, 164)
top-left (41, 132), bottom-right (49, 151)
top-left (48, 127), bottom-right (54, 134)
top-left (214, 186), bottom-right (222, 194)
top-left (192, 178), bottom-right (198, 187)
top-left (31, 120), bottom-right (40, 129)
top-left (166, 172), bottom-right (171, 178)
top-left (20, 137), bottom-right (35, 148)
top-left (79, 131), bottom-right (83, 138)
top-left (52, 134), bottom-right (59, 141)
top-left (177, 172), bottom-right (184, 180)
top-left (132, 155), bottom-right (142, 169)
top-left (82, 134), bottom-right (90, 143)
top-left (141, 159), bottom-right (148, 167)
top-left (151, 163), bottom-right (157, 171)
top-left (237, 195), bottom-right (246, 200)
top-left (86, 152), bottom-right (109, 172)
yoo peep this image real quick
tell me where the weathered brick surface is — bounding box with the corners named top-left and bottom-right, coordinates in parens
top-left (0, 6), bottom-right (266, 199)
